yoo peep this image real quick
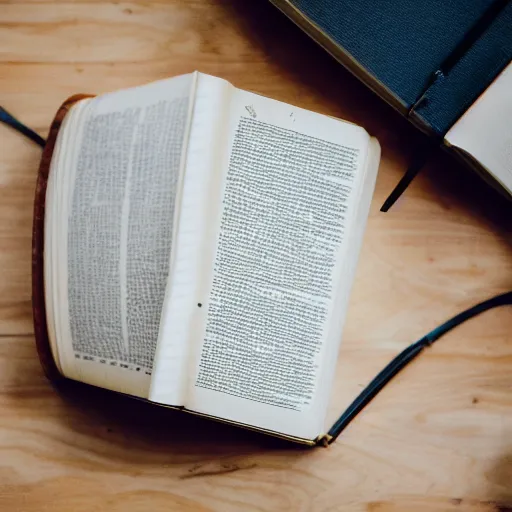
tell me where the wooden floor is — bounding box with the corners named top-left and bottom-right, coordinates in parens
top-left (1, 1), bottom-right (511, 510)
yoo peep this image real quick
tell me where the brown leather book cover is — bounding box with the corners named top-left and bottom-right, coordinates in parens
top-left (32, 94), bottom-right (93, 382)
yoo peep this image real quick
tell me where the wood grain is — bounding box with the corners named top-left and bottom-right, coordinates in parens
top-left (0, 1), bottom-right (511, 510)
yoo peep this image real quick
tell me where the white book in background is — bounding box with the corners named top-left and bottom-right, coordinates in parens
top-left (445, 61), bottom-right (512, 195)
top-left (42, 71), bottom-right (380, 445)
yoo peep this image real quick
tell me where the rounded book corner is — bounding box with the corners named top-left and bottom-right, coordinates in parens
top-left (315, 434), bottom-right (333, 448)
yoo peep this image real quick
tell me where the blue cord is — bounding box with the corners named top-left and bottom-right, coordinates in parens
top-left (326, 291), bottom-right (512, 443)
top-left (0, 107), bottom-right (46, 147)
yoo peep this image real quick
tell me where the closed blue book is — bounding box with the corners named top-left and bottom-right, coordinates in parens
top-left (270, 0), bottom-right (512, 199)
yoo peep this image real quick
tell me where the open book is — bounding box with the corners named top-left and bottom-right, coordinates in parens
top-left (38, 72), bottom-right (380, 445)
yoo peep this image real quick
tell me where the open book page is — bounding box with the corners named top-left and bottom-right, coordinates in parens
top-left (45, 102), bottom-right (84, 377)
top-left (187, 90), bottom-right (378, 440)
top-left (150, 75), bottom-right (378, 440)
top-left (45, 74), bottom-right (196, 397)
top-left (445, 62), bottom-right (512, 194)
